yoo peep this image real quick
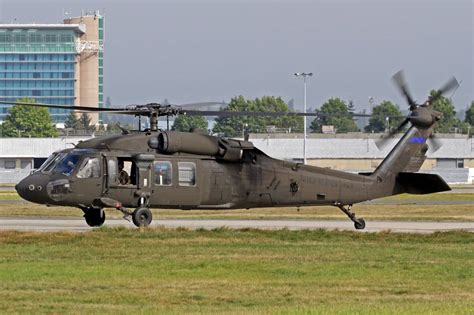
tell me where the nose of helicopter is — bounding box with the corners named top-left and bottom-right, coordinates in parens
top-left (15, 173), bottom-right (50, 204)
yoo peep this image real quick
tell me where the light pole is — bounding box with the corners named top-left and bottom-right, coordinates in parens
top-left (294, 72), bottom-right (313, 164)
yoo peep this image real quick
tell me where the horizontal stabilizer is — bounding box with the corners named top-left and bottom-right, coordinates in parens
top-left (396, 172), bottom-right (451, 194)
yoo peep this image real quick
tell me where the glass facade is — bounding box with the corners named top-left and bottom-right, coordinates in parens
top-left (0, 28), bottom-right (78, 122)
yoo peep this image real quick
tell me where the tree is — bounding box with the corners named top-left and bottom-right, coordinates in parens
top-left (1, 98), bottom-right (58, 137)
top-left (465, 101), bottom-right (474, 126)
top-left (79, 113), bottom-right (94, 131)
top-left (64, 111), bottom-right (79, 129)
top-left (213, 96), bottom-right (303, 137)
top-left (310, 98), bottom-right (359, 133)
top-left (172, 115), bottom-right (208, 132)
top-left (365, 101), bottom-right (403, 133)
top-left (430, 91), bottom-right (467, 133)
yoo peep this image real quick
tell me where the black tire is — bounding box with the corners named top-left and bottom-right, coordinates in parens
top-left (354, 218), bottom-right (366, 230)
top-left (84, 208), bottom-right (105, 227)
top-left (132, 207), bottom-right (152, 227)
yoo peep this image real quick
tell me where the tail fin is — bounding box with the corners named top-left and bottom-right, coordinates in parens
top-left (370, 125), bottom-right (440, 197)
top-left (372, 126), bottom-right (432, 180)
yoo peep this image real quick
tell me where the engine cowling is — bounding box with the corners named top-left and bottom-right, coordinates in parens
top-left (149, 131), bottom-right (254, 162)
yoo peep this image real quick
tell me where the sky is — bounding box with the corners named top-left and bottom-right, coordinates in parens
top-left (0, 0), bottom-right (472, 114)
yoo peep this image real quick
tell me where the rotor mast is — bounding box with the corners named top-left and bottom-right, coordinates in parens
top-left (149, 110), bottom-right (159, 131)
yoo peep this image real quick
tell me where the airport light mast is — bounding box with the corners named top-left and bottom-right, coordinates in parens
top-left (294, 72), bottom-right (313, 164)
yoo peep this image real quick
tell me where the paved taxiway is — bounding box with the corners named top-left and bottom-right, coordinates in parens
top-left (0, 218), bottom-right (473, 234)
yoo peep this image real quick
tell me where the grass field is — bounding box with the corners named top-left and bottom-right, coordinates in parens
top-left (0, 228), bottom-right (472, 314)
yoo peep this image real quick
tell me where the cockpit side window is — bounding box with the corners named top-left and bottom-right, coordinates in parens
top-left (76, 157), bottom-right (100, 178)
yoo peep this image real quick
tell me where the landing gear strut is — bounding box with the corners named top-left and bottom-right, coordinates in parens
top-left (335, 203), bottom-right (365, 230)
top-left (111, 201), bottom-right (153, 227)
top-left (83, 207), bottom-right (106, 227)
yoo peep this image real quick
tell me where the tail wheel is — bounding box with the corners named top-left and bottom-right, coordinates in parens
top-left (132, 207), bottom-right (153, 227)
top-left (84, 208), bottom-right (105, 227)
top-left (354, 218), bottom-right (366, 230)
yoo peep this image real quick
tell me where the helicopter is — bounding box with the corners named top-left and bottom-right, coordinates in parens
top-left (3, 71), bottom-right (457, 229)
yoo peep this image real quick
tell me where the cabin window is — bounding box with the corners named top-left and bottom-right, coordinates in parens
top-left (76, 157), bottom-right (100, 178)
top-left (117, 158), bottom-right (137, 185)
top-left (178, 162), bottom-right (196, 187)
top-left (154, 161), bottom-right (172, 186)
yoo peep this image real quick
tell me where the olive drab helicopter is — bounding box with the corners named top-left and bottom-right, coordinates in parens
top-left (2, 71), bottom-right (457, 229)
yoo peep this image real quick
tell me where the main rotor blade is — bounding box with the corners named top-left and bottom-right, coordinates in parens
top-left (392, 70), bottom-right (417, 110)
top-left (0, 100), bottom-right (405, 119)
top-left (0, 100), bottom-right (126, 112)
top-left (183, 110), bottom-right (401, 119)
top-left (375, 117), bottom-right (410, 149)
top-left (178, 102), bottom-right (227, 109)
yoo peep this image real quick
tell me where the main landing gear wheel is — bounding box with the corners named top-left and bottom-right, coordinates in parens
top-left (132, 207), bottom-right (152, 227)
top-left (84, 208), bottom-right (105, 227)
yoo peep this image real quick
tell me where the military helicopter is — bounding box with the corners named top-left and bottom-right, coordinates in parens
top-left (3, 71), bottom-right (457, 229)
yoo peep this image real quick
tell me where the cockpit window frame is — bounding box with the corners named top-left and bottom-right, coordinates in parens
top-left (40, 149), bottom-right (99, 177)
top-left (37, 152), bottom-right (60, 172)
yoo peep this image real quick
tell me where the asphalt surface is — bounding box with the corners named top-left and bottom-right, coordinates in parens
top-left (0, 218), bottom-right (473, 234)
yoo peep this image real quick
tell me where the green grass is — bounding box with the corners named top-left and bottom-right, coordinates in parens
top-left (375, 192), bottom-right (474, 202)
top-left (0, 191), bottom-right (21, 200)
top-left (0, 228), bottom-right (472, 314)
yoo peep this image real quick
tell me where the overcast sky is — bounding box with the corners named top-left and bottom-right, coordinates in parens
top-left (0, 0), bottom-right (472, 113)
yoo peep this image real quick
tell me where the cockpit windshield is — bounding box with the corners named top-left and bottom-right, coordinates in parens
top-left (40, 149), bottom-right (98, 176)
top-left (37, 152), bottom-right (61, 172)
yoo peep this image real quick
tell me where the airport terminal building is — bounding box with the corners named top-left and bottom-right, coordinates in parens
top-left (0, 11), bottom-right (104, 124)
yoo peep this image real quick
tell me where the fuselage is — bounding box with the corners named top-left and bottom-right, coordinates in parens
top-left (15, 131), bottom-right (379, 210)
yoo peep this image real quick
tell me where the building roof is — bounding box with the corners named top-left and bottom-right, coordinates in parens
top-left (0, 137), bottom-right (90, 158)
top-left (251, 137), bottom-right (474, 159)
top-left (0, 24), bottom-right (85, 34)
top-left (0, 136), bottom-right (472, 159)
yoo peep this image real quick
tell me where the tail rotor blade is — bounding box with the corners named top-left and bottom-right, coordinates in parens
top-left (427, 76), bottom-right (460, 105)
top-left (392, 70), bottom-right (417, 110)
top-left (375, 117), bottom-right (410, 149)
top-left (428, 134), bottom-right (442, 152)
top-left (438, 76), bottom-right (460, 96)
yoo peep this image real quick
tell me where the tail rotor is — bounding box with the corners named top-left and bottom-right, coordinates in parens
top-left (376, 71), bottom-right (458, 151)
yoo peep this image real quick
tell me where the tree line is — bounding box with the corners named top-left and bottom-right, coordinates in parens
top-left (1, 96), bottom-right (473, 137)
